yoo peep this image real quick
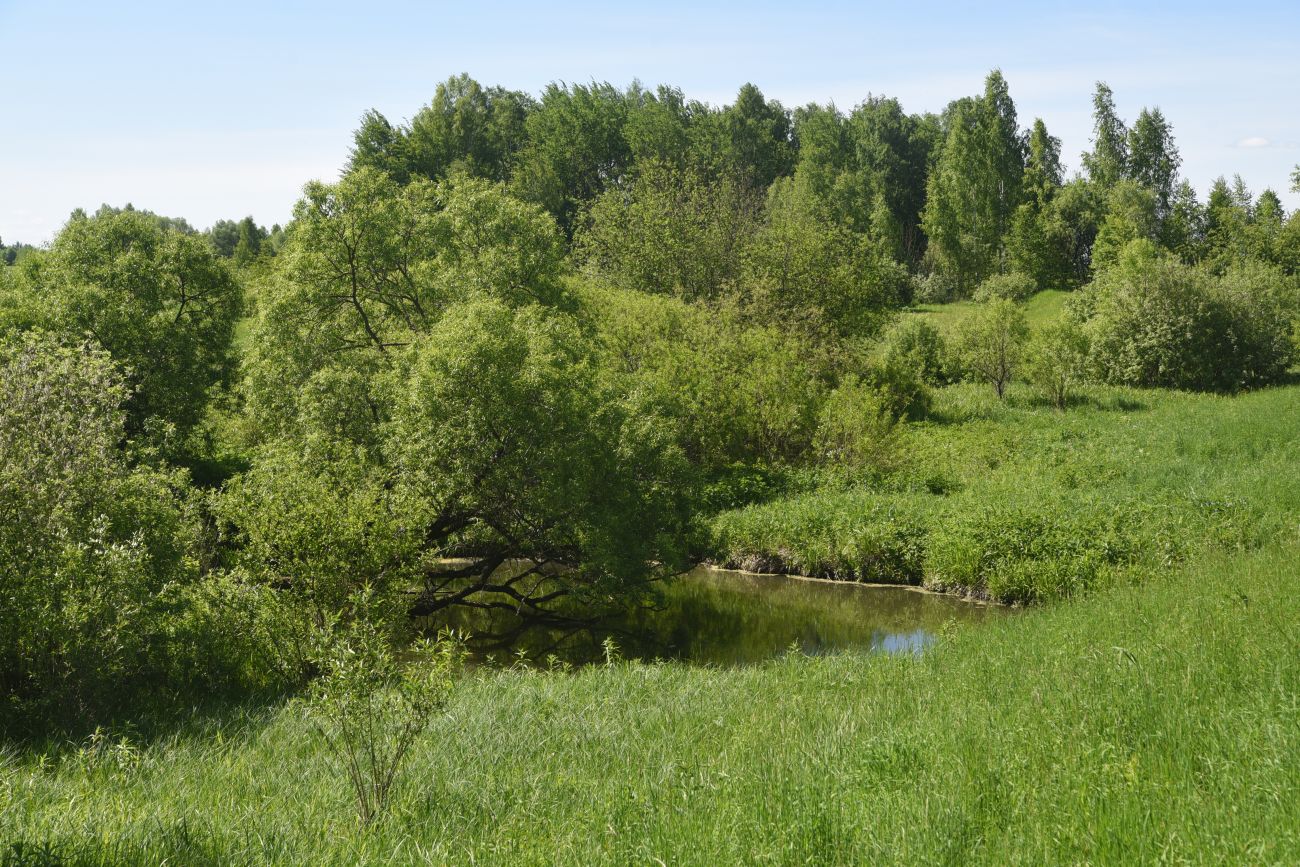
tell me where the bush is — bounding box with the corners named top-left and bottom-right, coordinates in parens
top-left (813, 376), bottom-right (901, 479)
top-left (1083, 253), bottom-right (1294, 392)
top-left (879, 316), bottom-right (948, 385)
top-left (955, 298), bottom-right (1029, 398)
top-left (710, 492), bottom-right (928, 584)
top-left (1024, 318), bottom-right (1090, 408)
top-left (973, 272), bottom-right (1037, 303)
top-left (308, 592), bottom-right (460, 828)
top-left (912, 271), bottom-right (958, 304)
top-left (0, 335), bottom-right (197, 724)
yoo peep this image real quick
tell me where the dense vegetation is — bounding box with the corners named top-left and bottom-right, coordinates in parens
top-left (2, 70), bottom-right (1299, 861)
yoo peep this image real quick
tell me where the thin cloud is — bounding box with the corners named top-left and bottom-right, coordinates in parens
top-left (1234, 136), bottom-right (1299, 150)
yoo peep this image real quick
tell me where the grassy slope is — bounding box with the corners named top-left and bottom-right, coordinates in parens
top-left (3, 540), bottom-right (1298, 865)
top-left (711, 380), bottom-right (1300, 601)
top-left (911, 288), bottom-right (1070, 335)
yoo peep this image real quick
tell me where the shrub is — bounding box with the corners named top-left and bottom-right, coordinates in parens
top-left (973, 271), bottom-right (1037, 303)
top-left (912, 271), bottom-right (958, 304)
top-left (1024, 317), bottom-right (1090, 408)
top-left (1083, 253), bottom-right (1294, 392)
top-left (710, 492), bottom-right (928, 584)
top-left (308, 594), bottom-right (460, 828)
top-left (879, 317), bottom-right (948, 385)
top-left (0, 335), bottom-right (200, 724)
top-left (955, 298), bottom-right (1029, 398)
top-left (813, 376), bottom-right (901, 478)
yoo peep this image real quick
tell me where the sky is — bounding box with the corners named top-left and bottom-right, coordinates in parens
top-left (2, 0), bottom-right (1298, 244)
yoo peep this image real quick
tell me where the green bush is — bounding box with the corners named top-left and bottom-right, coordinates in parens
top-left (813, 376), bottom-right (901, 478)
top-left (1024, 317), bottom-right (1089, 408)
top-left (1083, 252), bottom-right (1295, 392)
top-left (879, 316), bottom-right (949, 385)
top-left (973, 271), bottom-right (1037, 303)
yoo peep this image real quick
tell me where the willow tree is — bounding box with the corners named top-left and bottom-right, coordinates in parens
top-left (223, 168), bottom-right (692, 625)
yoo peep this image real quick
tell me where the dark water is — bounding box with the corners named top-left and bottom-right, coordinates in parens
top-left (431, 566), bottom-right (1005, 668)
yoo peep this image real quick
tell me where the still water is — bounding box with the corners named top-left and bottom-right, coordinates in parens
top-left (431, 566), bottom-right (1005, 668)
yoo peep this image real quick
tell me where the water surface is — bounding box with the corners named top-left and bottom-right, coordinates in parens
top-left (431, 566), bottom-right (1004, 667)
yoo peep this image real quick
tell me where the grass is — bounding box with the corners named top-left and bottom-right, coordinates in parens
top-left (911, 288), bottom-right (1070, 336)
top-left (3, 538), bottom-right (1298, 864)
top-left (710, 382), bottom-right (1300, 602)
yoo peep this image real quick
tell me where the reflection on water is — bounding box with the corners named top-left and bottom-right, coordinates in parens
top-left (425, 566), bottom-right (1005, 668)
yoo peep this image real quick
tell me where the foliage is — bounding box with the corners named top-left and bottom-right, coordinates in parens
top-left (307, 594), bottom-right (459, 828)
top-left (878, 316), bottom-right (949, 386)
top-left (954, 298), bottom-right (1028, 398)
top-left (575, 159), bottom-right (759, 299)
top-left (232, 173), bottom-right (693, 621)
top-left (921, 72), bottom-right (1025, 289)
top-left (1081, 249), bottom-right (1294, 391)
top-left (744, 173), bottom-right (908, 338)
top-left (812, 376), bottom-right (901, 479)
top-left (1023, 316), bottom-right (1089, 408)
top-left (0, 335), bottom-right (196, 724)
top-left (1, 210), bottom-right (242, 450)
top-left (580, 283), bottom-right (829, 471)
top-left (972, 271), bottom-right (1036, 303)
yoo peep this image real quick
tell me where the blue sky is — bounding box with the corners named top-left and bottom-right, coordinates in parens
top-left (2, 0), bottom-right (1298, 243)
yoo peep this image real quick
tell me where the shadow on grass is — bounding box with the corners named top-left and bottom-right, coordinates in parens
top-left (3, 820), bottom-right (231, 867)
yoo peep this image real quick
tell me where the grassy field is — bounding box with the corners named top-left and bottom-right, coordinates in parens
top-left (710, 381), bottom-right (1300, 602)
top-left (3, 537), bottom-right (1297, 865)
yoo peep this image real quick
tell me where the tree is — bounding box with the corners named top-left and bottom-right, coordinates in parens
top-left (1092, 181), bottom-right (1160, 272)
top-left (0, 335), bottom-right (200, 721)
top-left (233, 216), bottom-right (266, 265)
top-left (1162, 180), bottom-right (1206, 262)
top-left (1127, 107), bottom-right (1180, 221)
top-left (13, 209), bottom-right (242, 445)
top-left (722, 83), bottom-right (795, 189)
top-left (1082, 82), bottom-right (1128, 189)
top-left (955, 297), bottom-right (1029, 398)
top-left (511, 81), bottom-right (632, 236)
top-left (922, 72), bottom-right (1026, 290)
top-left (1008, 119), bottom-right (1068, 287)
top-left (848, 96), bottom-right (935, 262)
top-left (227, 170), bottom-right (694, 622)
top-left (744, 173), bottom-right (908, 338)
top-left (575, 159), bottom-right (760, 299)
top-left (348, 75), bottom-right (533, 185)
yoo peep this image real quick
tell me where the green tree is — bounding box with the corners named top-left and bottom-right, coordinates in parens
top-left (575, 159), bottom-right (760, 299)
top-left (922, 72), bottom-right (1026, 290)
top-left (0, 335), bottom-right (200, 722)
top-left (1082, 82), bottom-right (1128, 189)
top-left (228, 170), bottom-right (694, 621)
top-left (744, 174), bottom-right (907, 338)
top-left (1162, 180), bottom-right (1206, 262)
top-left (511, 81), bottom-right (632, 236)
top-left (1127, 107), bottom-right (1181, 221)
top-left (1025, 317), bottom-right (1089, 408)
top-left (11, 209), bottom-right (242, 445)
top-left (722, 83), bottom-right (795, 189)
top-left (955, 297), bottom-right (1029, 398)
top-left (1092, 180), bottom-right (1160, 272)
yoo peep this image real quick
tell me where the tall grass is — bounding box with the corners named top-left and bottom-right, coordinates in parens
top-left (3, 538), bottom-right (1298, 864)
top-left (710, 383), bottom-right (1300, 602)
